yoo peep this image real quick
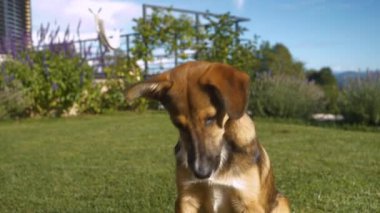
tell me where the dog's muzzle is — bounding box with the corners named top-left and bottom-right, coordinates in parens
top-left (189, 154), bottom-right (221, 179)
top-left (193, 160), bottom-right (213, 179)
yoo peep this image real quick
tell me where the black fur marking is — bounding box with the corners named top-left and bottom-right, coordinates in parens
top-left (202, 85), bottom-right (225, 128)
top-left (253, 145), bottom-right (261, 165)
top-left (253, 141), bottom-right (266, 176)
top-left (187, 140), bottom-right (196, 169)
top-left (227, 139), bottom-right (246, 154)
top-left (174, 142), bottom-right (180, 155)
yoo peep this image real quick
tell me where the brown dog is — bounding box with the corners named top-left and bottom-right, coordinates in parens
top-left (126, 61), bottom-right (290, 213)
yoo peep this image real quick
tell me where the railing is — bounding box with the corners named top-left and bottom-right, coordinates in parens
top-left (1, 4), bottom-right (250, 79)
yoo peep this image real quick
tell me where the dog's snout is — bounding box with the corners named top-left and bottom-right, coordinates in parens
top-left (187, 142), bottom-right (214, 179)
top-left (186, 131), bottom-right (222, 179)
top-left (194, 162), bottom-right (212, 179)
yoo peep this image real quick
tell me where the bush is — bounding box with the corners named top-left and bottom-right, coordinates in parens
top-left (249, 73), bottom-right (325, 119)
top-left (77, 83), bottom-right (103, 114)
top-left (339, 73), bottom-right (380, 125)
top-left (306, 67), bottom-right (339, 113)
top-left (100, 79), bottom-right (127, 111)
top-left (2, 49), bottom-right (94, 117)
top-left (0, 79), bottom-right (33, 119)
top-left (99, 52), bottom-right (147, 112)
top-left (1, 48), bottom-right (147, 118)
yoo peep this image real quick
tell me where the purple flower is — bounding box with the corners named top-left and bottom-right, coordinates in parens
top-left (37, 23), bottom-right (50, 48)
top-left (52, 82), bottom-right (58, 91)
top-left (64, 25), bottom-right (71, 42)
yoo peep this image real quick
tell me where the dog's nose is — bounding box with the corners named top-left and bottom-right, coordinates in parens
top-left (194, 164), bottom-right (212, 179)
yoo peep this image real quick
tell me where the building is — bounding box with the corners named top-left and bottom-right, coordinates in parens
top-left (0, 0), bottom-right (31, 54)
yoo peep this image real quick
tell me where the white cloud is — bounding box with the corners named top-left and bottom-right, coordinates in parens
top-left (32, 0), bottom-right (141, 37)
top-left (234, 0), bottom-right (245, 9)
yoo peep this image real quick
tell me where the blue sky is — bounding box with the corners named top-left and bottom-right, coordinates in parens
top-left (32, 0), bottom-right (380, 71)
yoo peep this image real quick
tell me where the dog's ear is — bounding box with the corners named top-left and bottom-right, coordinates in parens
top-left (199, 64), bottom-right (250, 119)
top-left (125, 72), bottom-right (172, 102)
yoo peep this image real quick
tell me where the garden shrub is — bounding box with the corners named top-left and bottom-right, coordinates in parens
top-left (100, 79), bottom-right (127, 111)
top-left (1, 48), bottom-right (147, 117)
top-left (2, 49), bottom-right (94, 117)
top-left (77, 83), bottom-right (103, 114)
top-left (99, 52), bottom-right (147, 112)
top-left (249, 73), bottom-right (325, 119)
top-left (0, 79), bottom-right (33, 119)
top-left (307, 67), bottom-right (339, 113)
top-left (339, 73), bottom-right (380, 125)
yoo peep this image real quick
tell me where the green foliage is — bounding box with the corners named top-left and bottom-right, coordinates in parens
top-left (229, 38), bottom-right (260, 77)
top-left (307, 67), bottom-right (339, 113)
top-left (75, 49), bottom-right (148, 114)
top-left (0, 79), bottom-right (33, 119)
top-left (1, 46), bottom-right (147, 117)
top-left (197, 13), bottom-right (243, 63)
top-left (308, 67), bottom-right (337, 85)
top-left (132, 9), bottom-right (260, 75)
top-left (100, 80), bottom-right (126, 111)
top-left (339, 74), bottom-right (380, 125)
top-left (250, 73), bottom-right (325, 119)
top-left (77, 83), bottom-right (103, 114)
top-left (3, 50), bottom-right (93, 117)
top-left (322, 84), bottom-right (339, 113)
top-left (257, 42), bottom-right (305, 78)
top-left (131, 8), bottom-right (309, 82)
top-left (132, 9), bottom-right (196, 63)
top-left (101, 50), bottom-right (148, 112)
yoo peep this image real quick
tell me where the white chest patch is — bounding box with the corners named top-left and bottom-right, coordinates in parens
top-left (184, 175), bottom-right (247, 190)
top-left (212, 187), bottom-right (224, 212)
top-left (209, 177), bottom-right (247, 191)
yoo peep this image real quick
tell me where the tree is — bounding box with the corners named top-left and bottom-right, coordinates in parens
top-left (131, 8), bottom-right (306, 80)
top-left (307, 67), bottom-right (339, 113)
top-left (258, 42), bottom-right (304, 78)
top-left (132, 9), bottom-right (196, 71)
top-left (229, 38), bottom-right (260, 78)
top-left (197, 13), bottom-right (244, 63)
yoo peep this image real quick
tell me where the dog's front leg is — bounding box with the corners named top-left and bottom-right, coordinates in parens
top-left (270, 194), bottom-right (291, 213)
top-left (175, 195), bottom-right (201, 213)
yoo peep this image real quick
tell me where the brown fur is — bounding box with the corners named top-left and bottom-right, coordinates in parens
top-left (126, 61), bottom-right (290, 212)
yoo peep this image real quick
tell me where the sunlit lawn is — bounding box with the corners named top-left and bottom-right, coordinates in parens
top-left (0, 111), bottom-right (379, 212)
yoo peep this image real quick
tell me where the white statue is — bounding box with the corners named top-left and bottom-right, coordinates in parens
top-left (89, 8), bottom-right (120, 51)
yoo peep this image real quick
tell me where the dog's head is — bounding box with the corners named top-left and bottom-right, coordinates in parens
top-left (126, 61), bottom-right (250, 179)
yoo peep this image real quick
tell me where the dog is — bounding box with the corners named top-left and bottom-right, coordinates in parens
top-left (126, 61), bottom-right (290, 213)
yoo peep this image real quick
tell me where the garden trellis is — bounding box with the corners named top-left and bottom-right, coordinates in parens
top-left (62, 4), bottom-right (250, 78)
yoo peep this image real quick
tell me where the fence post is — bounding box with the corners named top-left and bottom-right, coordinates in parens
top-left (126, 34), bottom-right (130, 64)
top-left (142, 4), bottom-right (149, 75)
top-left (194, 14), bottom-right (200, 60)
top-left (98, 37), bottom-right (105, 75)
top-left (235, 22), bottom-right (240, 46)
top-left (174, 32), bottom-right (178, 66)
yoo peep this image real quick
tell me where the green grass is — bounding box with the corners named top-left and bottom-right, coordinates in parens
top-left (0, 112), bottom-right (379, 212)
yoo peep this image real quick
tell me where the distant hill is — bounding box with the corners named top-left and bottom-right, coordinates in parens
top-left (333, 71), bottom-right (380, 87)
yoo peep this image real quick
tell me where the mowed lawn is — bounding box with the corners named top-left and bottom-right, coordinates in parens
top-left (0, 112), bottom-right (379, 212)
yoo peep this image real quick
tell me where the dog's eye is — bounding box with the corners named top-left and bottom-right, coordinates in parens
top-left (205, 116), bottom-right (216, 126)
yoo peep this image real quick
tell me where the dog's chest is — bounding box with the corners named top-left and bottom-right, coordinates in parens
top-left (208, 180), bottom-right (251, 213)
top-left (212, 186), bottom-right (225, 212)
top-left (193, 174), bottom-right (261, 212)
